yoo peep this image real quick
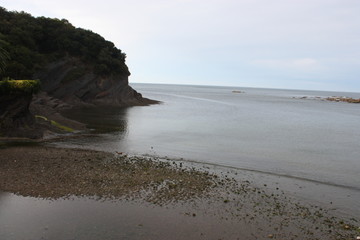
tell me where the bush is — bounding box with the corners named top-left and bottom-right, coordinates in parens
top-left (0, 79), bottom-right (41, 94)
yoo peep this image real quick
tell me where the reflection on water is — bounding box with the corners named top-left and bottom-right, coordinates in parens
top-left (62, 106), bottom-right (129, 134)
top-left (0, 192), bottom-right (248, 240)
top-left (56, 107), bottom-right (130, 151)
top-left (1, 165), bottom-right (359, 240)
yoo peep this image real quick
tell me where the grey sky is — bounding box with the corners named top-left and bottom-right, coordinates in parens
top-left (2, 0), bottom-right (360, 91)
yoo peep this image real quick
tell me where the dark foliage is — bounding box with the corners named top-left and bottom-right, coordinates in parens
top-left (0, 7), bottom-right (129, 80)
top-left (0, 46), bottom-right (9, 75)
top-left (0, 79), bottom-right (40, 95)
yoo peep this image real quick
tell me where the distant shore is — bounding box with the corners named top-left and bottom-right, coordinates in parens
top-left (0, 145), bottom-right (359, 239)
top-left (294, 95), bottom-right (360, 103)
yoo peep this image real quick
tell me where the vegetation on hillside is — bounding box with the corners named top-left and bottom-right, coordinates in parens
top-left (0, 79), bottom-right (40, 94)
top-left (0, 46), bottom-right (9, 75)
top-left (0, 7), bottom-right (129, 80)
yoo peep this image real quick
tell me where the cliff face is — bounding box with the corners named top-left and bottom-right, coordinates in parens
top-left (0, 8), bottom-right (159, 139)
top-left (35, 57), bottom-right (156, 107)
top-left (0, 92), bottom-right (41, 139)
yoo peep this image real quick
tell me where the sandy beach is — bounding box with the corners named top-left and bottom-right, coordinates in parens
top-left (0, 146), bottom-right (359, 240)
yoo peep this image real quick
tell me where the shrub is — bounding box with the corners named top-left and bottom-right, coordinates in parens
top-left (0, 79), bottom-right (41, 94)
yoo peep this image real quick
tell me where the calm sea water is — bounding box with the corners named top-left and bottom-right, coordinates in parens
top-left (60, 83), bottom-right (360, 191)
top-left (2, 84), bottom-right (360, 240)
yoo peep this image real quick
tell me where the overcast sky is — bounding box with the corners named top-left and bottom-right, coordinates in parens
top-left (2, 0), bottom-right (360, 92)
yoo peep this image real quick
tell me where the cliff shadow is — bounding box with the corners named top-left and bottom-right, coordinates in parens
top-left (61, 106), bottom-right (129, 135)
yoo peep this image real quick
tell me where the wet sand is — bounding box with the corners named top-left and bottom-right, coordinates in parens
top-left (0, 146), bottom-right (359, 240)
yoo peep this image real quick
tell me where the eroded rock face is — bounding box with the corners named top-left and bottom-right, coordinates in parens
top-left (0, 92), bottom-right (42, 139)
top-left (34, 57), bottom-right (157, 107)
top-left (1, 58), bottom-right (158, 139)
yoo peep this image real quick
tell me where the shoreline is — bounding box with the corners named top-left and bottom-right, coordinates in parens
top-left (0, 146), bottom-right (359, 239)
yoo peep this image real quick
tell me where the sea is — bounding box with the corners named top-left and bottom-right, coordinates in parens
top-left (1, 83), bottom-right (360, 240)
top-left (59, 83), bottom-right (360, 192)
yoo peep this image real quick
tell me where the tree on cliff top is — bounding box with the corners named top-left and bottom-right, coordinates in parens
top-left (0, 46), bottom-right (9, 78)
top-left (0, 7), bottom-right (130, 80)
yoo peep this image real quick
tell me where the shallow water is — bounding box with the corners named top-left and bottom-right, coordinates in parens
top-left (1, 164), bottom-right (359, 240)
top-left (0, 191), bottom-right (255, 240)
top-left (60, 84), bottom-right (360, 191)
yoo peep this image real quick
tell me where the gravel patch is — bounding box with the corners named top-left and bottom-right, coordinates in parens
top-left (0, 146), bottom-right (359, 239)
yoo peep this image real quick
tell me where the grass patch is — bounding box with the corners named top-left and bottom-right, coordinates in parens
top-left (35, 115), bottom-right (47, 121)
top-left (50, 120), bottom-right (74, 132)
top-left (0, 79), bottom-right (40, 94)
top-left (35, 115), bottom-right (74, 132)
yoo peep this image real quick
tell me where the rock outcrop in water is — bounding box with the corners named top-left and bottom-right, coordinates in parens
top-left (325, 96), bottom-right (360, 103)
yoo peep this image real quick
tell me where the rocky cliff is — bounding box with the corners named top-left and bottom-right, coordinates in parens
top-left (1, 7), bottom-right (158, 108)
top-left (0, 92), bottom-right (39, 138)
top-left (0, 80), bottom-right (42, 139)
top-left (35, 57), bottom-right (157, 107)
top-left (0, 59), bottom-right (158, 139)
top-left (0, 8), bottom-right (159, 139)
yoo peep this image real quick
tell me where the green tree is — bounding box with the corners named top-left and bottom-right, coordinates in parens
top-left (0, 46), bottom-right (10, 79)
top-left (0, 7), bottom-right (130, 80)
